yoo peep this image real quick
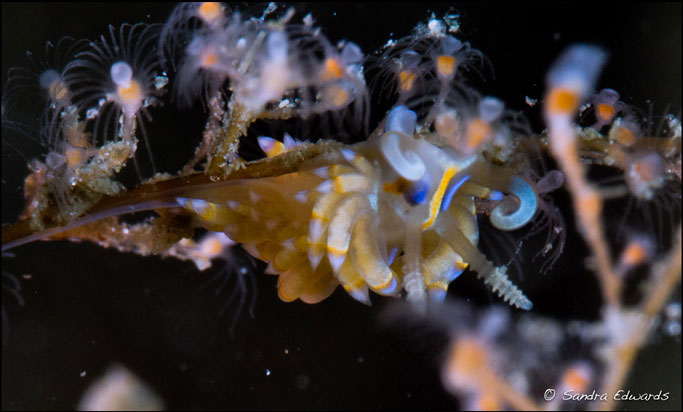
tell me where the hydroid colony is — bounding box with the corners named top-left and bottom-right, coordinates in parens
top-left (2, 3), bottom-right (681, 410)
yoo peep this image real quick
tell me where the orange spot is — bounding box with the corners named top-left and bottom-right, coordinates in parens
top-left (203, 237), bottom-right (224, 257)
top-left (447, 337), bottom-right (489, 377)
top-left (547, 87), bottom-right (579, 114)
top-left (435, 110), bottom-right (459, 140)
top-left (382, 177), bottom-right (409, 195)
top-left (634, 159), bottom-right (658, 182)
top-left (398, 70), bottom-right (416, 91)
top-left (65, 147), bottom-right (85, 168)
top-left (325, 85), bottom-right (349, 107)
top-left (198, 2), bottom-right (222, 23)
top-left (562, 367), bottom-right (590, 393)
top-left (49, 81), bottom-right (69, 102)
top-left (436, 55), bottom-right (456, 77)
top-left (578, 189), bottom-right (601, 217)
top-left (321, 57), bottom-right (344, 81)
top-left (622, 242), bottom-right (646, 266)
top-left (476, 393), bottom-right (501, 411)
top-left (118, 80), bottom-right (142, 106)
top-left (67, 129), bottom-right (89, 149)
top-left (201, 50), bottom-right (219, 68)
top-left (614, 126), bottom-right (636, 146)
top-left (464, 118), bottom-right (492, 151)
top-left (597, 103), bottom-right (616, 121)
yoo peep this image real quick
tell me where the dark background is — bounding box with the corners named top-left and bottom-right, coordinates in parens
top-left (2, 3), bottom-right (681, 410)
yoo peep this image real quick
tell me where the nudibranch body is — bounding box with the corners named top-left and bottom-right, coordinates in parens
top-left (177, 105), bottom-right (537, 310)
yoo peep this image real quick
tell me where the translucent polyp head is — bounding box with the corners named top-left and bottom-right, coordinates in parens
top-left (434, 37), bottom-right (466, 79)
top-left (39, 69), bottom-right (70, 104)
top-left (435, 108), bottom-right (460, 142)
top-left (38, 69), bottom-right (61, 90)
top-left (593, 88), bottom-right (622, 125)
top-left (110, 62), bottom-right (143, 117)
top-left (545, 44), bottom-right (607, 115)
top-left (478, 97), bottom-right (504, 123)
top-left (110, 61), bottom-right (133, 88)
top-left (627, 151), bottom-right (665, 199)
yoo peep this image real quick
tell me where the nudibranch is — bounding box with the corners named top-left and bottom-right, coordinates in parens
top-left (176, 105), bottom-right (536, 310)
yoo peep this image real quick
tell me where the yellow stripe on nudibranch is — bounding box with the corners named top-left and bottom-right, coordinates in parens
top-left (176, 197), bottom-right (237, 227)
top-left (332, 174), bottom-right (370, 193)
top-left (423, 166), bottom-right (457, 229)
top-left (382, 177), bottom-right (409, 195)
top-left (341, 149), bottom-right (375, 178)
top-left (351, 214), bottom-right (398, 295)
top-left (257, 136), bottom-right (286, 158)
top-left (326, 244), bottom-right (347, 257)
top-left (327, 197), bottom-right (370, 271)
top-left (311, 193), bottom-right (341, 221)
top-left (423, 241), bottom-right (464, 288)
top-left (308, 193), bottom-right (342, 268)
top-left (337, 253), bottom-right (371, 305)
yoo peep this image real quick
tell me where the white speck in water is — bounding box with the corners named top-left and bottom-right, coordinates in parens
top-left (295, 374), bottom-right (310, 390)
top-left (265, 369), bottom-right (271, 376)
top-left (80, 371), bottom-right (87, 378)
top-left (154, 75), bottom-right (169, 90)
top-left (303, 13), bottom-right (313, 26)
top-left (525, 96), bottom-right (538, 107)
top-left (665, 302), bottom-right (681, 319)
top-left (86, 107), bottom-right (99, 119)
top-left (664, 320), bottom-right (681, 336)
